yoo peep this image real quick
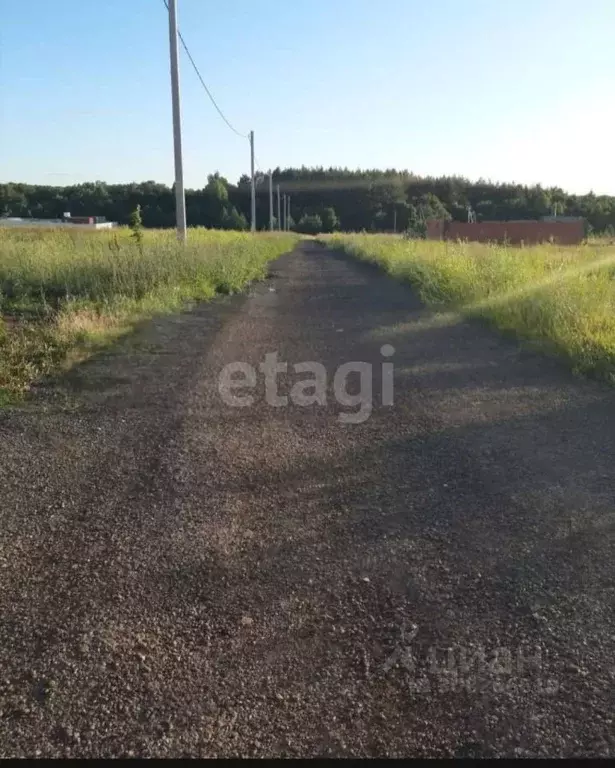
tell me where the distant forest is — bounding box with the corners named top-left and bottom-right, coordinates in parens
top-left (2, 168), bottom-right (614, 235)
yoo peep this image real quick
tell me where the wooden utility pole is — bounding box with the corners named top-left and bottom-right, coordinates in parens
top-left (250, 130), bottom-right (256, 232)
top-left (277, 184), bottom-right (281, 231)
top-left (168, 0), bottom-right (187, 242)
top-left (269, 171), bottom-right (274, 231)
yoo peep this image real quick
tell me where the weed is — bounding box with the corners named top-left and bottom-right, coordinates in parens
top-left (129, 205), bottom-right (144, 253)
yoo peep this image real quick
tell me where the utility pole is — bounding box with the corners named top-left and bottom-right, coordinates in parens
top-left (168, 0), bottom-right (187, 242)
top-left (287, 194), bottom-right (291, 231)
top-left (249, 130), bottom-right (256, 232)
top-left (269, 171), bottom-right (274, 231)
top-left (282, 194), bottom-right (287, 231)
top-left (277, 185), bottom-right (281, 231)
top-left (393, 207), bottom-right (397, 234)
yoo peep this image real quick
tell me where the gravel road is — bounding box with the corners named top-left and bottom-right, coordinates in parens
top-left (1, 241), bottom-right (614, 757)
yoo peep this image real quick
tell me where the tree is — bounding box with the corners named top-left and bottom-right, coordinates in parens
top-left (296, 213), bottom-right (322, 235)
top-left (0, 184), bottom-right (29, 217)
top-left (222, 206), bottom-right (248, 231)
top-left (415, 193), bottom-right (451, 221)
top-left (2, 168), bottom-right (613, 234)
top-left (205, 173), bottom-right (229, 202)
top-left (526, 186), bottom-right (551, 219)
top-left (405, 193), bottom-right (451, 237)
top-left (320, 207), bottom-right (339, 233)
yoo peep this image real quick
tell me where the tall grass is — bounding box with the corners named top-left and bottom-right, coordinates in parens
top-left (326, 234), bottom-right (615, 382)
top-left (0, 227), bottom-right (297, 400)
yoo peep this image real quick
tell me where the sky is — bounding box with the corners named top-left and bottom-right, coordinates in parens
top-left (1, 0), bottom-right (614, 194)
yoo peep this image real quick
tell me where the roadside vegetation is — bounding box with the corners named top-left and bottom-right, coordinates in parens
top-left (4, 169), bottom-right (615, 235)
top-left (0, 227), bottom-right (297, 402)
top-left (327, 234), bottom-right (615, 383)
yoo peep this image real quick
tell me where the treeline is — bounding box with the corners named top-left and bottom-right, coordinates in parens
top-left (2, 168), bottom-right (615, 234)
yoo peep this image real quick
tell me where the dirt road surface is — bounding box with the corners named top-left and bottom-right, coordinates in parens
top-left (1, 242), bottom-right (614, 757)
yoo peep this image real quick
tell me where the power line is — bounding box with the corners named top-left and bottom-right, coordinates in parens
top-left (255, 157), bottom-right (276, 180)
top-left (254, 156), bottom-right (267, 181)
top-left (161, 0), bottom-right (248, 139)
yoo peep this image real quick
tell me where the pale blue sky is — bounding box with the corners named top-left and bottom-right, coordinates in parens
top-left (1, 0), bottom-right (614, 193)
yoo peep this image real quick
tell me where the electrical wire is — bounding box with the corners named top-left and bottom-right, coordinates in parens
top-left (162, 0), bottom-right (249, 139)
top-left (255, 156), bottom-right (266, 177)
top-left (252, 156), bottom-right (271, 187)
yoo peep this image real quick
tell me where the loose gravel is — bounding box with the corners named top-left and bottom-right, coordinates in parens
top-left (0, 242), bottom-right (614, 757)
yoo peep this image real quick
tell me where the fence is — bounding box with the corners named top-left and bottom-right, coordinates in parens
top-left (426, 218), bottom-right (584, 245)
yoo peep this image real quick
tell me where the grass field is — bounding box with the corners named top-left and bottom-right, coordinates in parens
top-left (0, 227), bottom-right (297, 402)
top-left (326, 234), bottom-right (615, 383)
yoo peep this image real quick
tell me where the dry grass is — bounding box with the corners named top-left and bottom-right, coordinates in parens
top-left (55, 308), bottom-right (124, 337)
top-left (0, 227), bottom-right (298, 400)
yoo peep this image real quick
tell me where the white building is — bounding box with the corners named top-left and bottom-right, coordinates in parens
top-left (0, 213), bottom-right (117, 230)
